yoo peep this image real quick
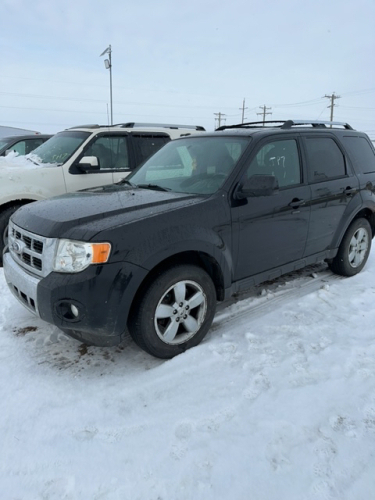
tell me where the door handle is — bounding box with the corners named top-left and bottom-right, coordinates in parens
top-left (289, 198), bottom-right (305, 209)
top-left (344, 186), bottom-right (356, 195)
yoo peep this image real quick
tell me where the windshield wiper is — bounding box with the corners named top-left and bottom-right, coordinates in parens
top-left (137, 183), bottom-right (171, 192)
top-left (26, 156), bottom-right (40, 166)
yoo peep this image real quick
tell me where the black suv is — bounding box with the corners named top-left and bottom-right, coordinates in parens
top-left (4, 120), bottom-right (375, 358)
top-left (0, 134), bottom-right (52, 157)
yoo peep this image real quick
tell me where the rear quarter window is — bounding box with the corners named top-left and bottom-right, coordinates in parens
top-left (342, 136), bottom-right (375, 174)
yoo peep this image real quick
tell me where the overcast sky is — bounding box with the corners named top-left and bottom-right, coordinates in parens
top-left (1, 0), bottom-right (374, 137)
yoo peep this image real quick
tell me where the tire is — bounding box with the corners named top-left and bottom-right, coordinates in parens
top-left (129, 265), bottom-right (217, 359)
top-left (329, 218), bottom-right (372, 277)
top-left (0, 204), bottom-right (23, 266)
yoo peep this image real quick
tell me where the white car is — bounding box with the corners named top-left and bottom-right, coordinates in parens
top-left (0, 122), bottom-right (205, 263)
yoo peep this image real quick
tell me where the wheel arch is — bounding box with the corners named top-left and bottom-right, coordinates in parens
top-left (328, 215), bottom-right (372, 276)
top-left (0, 199), bottom-right (36, 264)
top-left (331, 207), bottom-right (375, 252)
top-left (0, 198), bottom-right (35, 214)
top-left (344, 208), bottom-right (375, 238)
top-left (356, 208), bottom-right (375, 238)
top-left (127, 250), bottom-right (226, 327)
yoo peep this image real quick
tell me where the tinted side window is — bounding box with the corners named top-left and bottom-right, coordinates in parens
top-left (305, 137), bottom-right (346, 182)
top-left (24, 138), bottom-right (45, 154)
top-left (246, 139), bottom-right (301, 187)
top-left (132, 135), bottom-right (170, 164)
top-left (342, 136), bottom-right (375, 174)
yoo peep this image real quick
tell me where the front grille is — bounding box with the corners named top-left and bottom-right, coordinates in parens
top-left (33, 240), bottom-right (44, 253)
top-left (8, 221), bottom-right (56, 278)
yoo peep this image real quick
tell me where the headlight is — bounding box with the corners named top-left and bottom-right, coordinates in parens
top-left (53, 239), bottom-right (111, 273)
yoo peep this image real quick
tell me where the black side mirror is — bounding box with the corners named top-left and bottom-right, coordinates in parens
top-left (76, 156), bottom-right (100, 173)
top-left (236, 174), bottom-right (279, 199)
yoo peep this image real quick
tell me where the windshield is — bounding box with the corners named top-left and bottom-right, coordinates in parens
top-left (0, 139), bottom-right (12, 150)
top-left (29, 130), bottom-right (90, 165)
top-left (127, 136), bottom-right (250, 194)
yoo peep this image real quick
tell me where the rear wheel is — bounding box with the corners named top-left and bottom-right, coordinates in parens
top-left (0, 204), bottom-right (22, 266)
top-left (329, 218), bottom-right (372, 276)
top-left (129, 265), bottom-right (216, 358)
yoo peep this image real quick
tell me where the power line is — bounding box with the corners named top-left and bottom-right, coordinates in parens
top-left (0, 91), bottom-right (237, 112)
top-left (340, 87), bottom-right (375, 97)
top-left (272, 97), bottom-right (325, 108)
top-left (339, 105), bottom-right (375, 110)
top-left (0, 104), bottom-right (103, 114)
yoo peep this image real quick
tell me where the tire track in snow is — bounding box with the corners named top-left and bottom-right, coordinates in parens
top-left (212, 266), bottom-right (344, 330)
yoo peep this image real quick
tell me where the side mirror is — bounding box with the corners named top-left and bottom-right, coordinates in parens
top-left (236, 174), bottom-right (279, 199)
top-left (5, 149), bottom-right (15, 156)
top-left (76, 156), bottom-right (100, 173)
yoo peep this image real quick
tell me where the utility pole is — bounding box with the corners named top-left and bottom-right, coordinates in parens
top-left (100, 45), bottom-right (113, 125)
top-left (239, 98), bottom-right (248, 123)
top-left (323, 92), bottom-right (340, 126)
top-left (214, 112), bottom-right (226, 128)
top-left (257, 105), bottom-right (272, 125)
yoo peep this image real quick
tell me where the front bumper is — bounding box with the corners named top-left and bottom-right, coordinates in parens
top-left (3, 251), bottom-right (148, 347)
top-left (4, 251), bottom-right (40, 315)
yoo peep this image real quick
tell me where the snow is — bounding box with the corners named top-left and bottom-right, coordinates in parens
top-left (0, 152), bottom-right (56, 169)
top-left (0, 152), bottom-right (38, 169)
top-left (1, 254), bottom-right (375, 499)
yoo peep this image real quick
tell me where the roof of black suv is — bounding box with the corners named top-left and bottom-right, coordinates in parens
top-left (212, 120), bottom-right (360, 139)
top-left (0, 134), bottom-right (53, 155)
top-left (216, 119), bottom-right (354, 131)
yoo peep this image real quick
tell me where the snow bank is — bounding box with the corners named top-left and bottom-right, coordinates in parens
top-left (1, 255), bottom-right (375, 499)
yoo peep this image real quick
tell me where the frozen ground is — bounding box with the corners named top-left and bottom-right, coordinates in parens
top-left (1, 253), bottom-right (375, 500)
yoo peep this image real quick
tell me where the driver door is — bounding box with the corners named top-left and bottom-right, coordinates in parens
top-left (64, 135), bottom-right (127, 192)
top-left (232, 137), bottom-right (311, 281)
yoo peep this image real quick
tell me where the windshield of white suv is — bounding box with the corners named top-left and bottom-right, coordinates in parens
top-left (29, 130), bottom-right (90, 165)
top-left (127, 136), bottom-right (251, 194)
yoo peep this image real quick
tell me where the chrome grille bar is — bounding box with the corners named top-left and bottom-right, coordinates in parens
top-left (8, 220), bottom-right (57, 278)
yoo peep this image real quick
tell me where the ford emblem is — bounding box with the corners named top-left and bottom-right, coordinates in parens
top-left (11, 241), bottom-right (22, 254)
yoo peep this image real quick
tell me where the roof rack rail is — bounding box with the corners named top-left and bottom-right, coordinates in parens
top-left (216, 120), bottom-right (285, 130)
top-left (115, 122), bottom-right (206, 131)
top-left (281, 120), bottom-right (353, 130)
top-left (216, 119), bottom-right (353, 131)
top-left (67, 124), bottom-right (101, 129)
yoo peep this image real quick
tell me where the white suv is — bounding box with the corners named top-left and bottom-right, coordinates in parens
top-left (0, 122), bottom-right (205, 262)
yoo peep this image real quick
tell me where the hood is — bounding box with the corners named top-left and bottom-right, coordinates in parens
top-left (12, 184), bottom-right (204, 239)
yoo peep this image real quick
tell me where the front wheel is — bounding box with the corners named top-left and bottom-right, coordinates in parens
top-left (129, 265), bottom-right (217, 358)
top-left (329, 218), bottom-right (372, 277)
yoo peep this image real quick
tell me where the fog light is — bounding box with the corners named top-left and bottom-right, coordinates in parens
top-left (55, 300), bottom-right (84, 322)
top-left (71, 305), bottom-right (79, 318)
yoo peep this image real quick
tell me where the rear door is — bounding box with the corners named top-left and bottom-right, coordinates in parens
top-left (302, 135), bottom-right (360, 257)
top-left (112, 133), bottom-right (171, 183)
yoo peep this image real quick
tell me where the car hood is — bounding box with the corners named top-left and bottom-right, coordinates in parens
top-left (12, 184), bottom-right (205, 239)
